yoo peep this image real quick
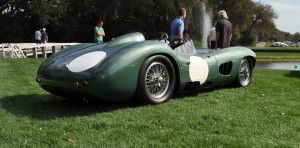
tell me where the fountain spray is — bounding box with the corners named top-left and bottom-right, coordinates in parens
top-left (201, 4), bottom-right (212, 48)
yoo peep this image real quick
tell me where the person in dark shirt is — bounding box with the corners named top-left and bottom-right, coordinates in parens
top-left (215, 10), bottom-right (232, 49)
top-left (41, 28), bottom-right (48, 44)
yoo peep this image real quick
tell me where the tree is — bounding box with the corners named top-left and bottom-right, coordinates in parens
top-left (0, 0), bottom-right (31, 42)
top-left (0, 0), bottom-right (287, 44)
top-left (292, 32), bottom-right (300, 43)
top-left (85, 0), bottom-right (207, 40)
top-left (0, 0), bottom-right (68, 43)
top-left (245, 2), bottom-right (278, 43)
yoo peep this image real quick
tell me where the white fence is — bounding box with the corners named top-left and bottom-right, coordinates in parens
top-left (0, 43), bottom-right (80, 58)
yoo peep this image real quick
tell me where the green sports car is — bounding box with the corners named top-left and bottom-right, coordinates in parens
top-left (36, 32), bottom-right (256, 104)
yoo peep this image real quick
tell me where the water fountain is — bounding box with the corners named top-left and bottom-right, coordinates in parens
top-left (200, 4), bottom-right (213, 48)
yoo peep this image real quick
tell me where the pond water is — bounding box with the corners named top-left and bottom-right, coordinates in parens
top-left (256, 61), bottom-right (300, 71)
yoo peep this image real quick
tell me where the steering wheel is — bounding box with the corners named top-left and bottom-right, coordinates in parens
top-left (170, 39), bottom-right (185, 49)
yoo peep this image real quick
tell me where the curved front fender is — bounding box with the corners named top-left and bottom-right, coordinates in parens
top-left (89, 41), bottom-right (180, 101)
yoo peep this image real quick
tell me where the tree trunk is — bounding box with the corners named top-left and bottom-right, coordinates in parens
top-left (245, 19), bottom-right (257, 43)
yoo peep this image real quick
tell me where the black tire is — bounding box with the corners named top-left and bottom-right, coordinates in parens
top-left (136, 55), bottom-right (176, 104)
top-left (234, 58), bottom-right (253, 87)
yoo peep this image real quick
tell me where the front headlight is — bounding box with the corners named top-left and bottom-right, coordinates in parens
top-left (66, 51), bottom-right (106, 72)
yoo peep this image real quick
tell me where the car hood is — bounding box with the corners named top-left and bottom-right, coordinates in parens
top-left (37, 33), bottom-right (145, 80)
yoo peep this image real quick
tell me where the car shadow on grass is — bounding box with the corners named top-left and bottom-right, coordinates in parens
top-left (0, 94), bottom-right (141, 120)
top-left (285, 71), bottom-right (300, 78)
top-left (1, 87), bottom-right (225, 120)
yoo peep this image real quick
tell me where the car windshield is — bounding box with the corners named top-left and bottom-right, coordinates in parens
top-left (173, 40), bottom-right (197, 54)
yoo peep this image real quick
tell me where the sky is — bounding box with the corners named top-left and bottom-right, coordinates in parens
top-left (252, 0), bottom-right (300, 34)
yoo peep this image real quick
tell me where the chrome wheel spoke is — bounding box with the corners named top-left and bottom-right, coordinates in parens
top-left (145, 62), bottom-right (169, 99)
top-left (238, 60), bottom-right (251, 85)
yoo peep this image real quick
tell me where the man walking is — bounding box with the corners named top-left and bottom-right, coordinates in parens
top-left (35, 28), bottom-right (42, 44)
top-left (41, 28), bottom-right (48, 44)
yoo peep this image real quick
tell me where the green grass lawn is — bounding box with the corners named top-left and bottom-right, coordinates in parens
top-left (249, 45), bottom-right (300, 61)
top-left (194, 40), bottom-right (300, 61)
top-left (0, 58), bottom-right (300, 147)
top-left (193, 40), bottom-right (202, 48)
top-left (251, 47), bottom-right (300, 50)
top-left (255, 52), bottom-right (300, 61)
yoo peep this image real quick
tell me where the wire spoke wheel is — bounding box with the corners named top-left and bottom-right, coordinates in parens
top-left (136, 55), bottom-right (175, 104)
top-left (145, 62), bottom-right (169, 99)
top-left (237, 59), bottom-right (252, 86)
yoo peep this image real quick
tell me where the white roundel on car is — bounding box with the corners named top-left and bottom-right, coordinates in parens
top-left (66, 51), bottom-right (106, 72)
top-left (189, 56), bottom-right (209, 84)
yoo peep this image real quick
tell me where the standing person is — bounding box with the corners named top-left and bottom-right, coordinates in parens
top-left (94, 20), bottom-right (105, 44)
top-left (207, 27), bottom-right (216, 49)
top-left (171, 8), bottom-right (187, 46)
top-left (35, 28), bottom-right (42, 44)
top-left (215, 10), bottom-right (232, 49)
top-left (41, 28), bottom-right (48, 44)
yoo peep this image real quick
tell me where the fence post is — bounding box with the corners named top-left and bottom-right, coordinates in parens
top-left (52, 46), bottom-right (56, 54)
top-left (41, 46), bottom-right (47, 58)
top-left (33, 47), bottom-right (37, 58)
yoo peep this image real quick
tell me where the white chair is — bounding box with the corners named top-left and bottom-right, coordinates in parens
top-left (11, 44), bottom-right (26, 58)
top-left (1, 43), bottom-right (26, 58)
top-left (1, 43), bottom-right (13, 58)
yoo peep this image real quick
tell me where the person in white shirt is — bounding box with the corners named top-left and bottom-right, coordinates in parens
top-left (207, 27), bottom-right (216, 49)
top-left (35, 28), bottom-right (42, 44)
